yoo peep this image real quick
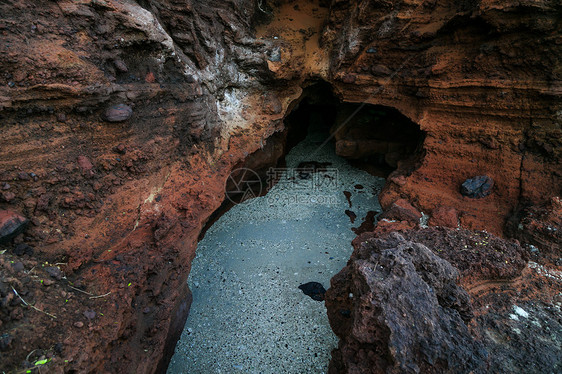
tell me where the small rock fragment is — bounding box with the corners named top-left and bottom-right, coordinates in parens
top-left (103, 104), bottom-right (133, 122)
top-left (11, 262), bottom-right (24, 272)
top-left (73, 321), bottom-right (84, 328)
top-left (460, 175), bottom-right (494, 198)
top-left (83, 310), bottom-right (96, 320)
top-left (77, 155), bottom-right (94, 175)
top-left (113, 59), bottom-right (128, 73)
top-left (114, 143), bottom-right (126, 154)
top-left (145, 71), bottom-right (156, 83)
top-left (45, 266), bottom-right (63, 280)
top-left (429, 206), bottom-right (459, 228)
top-left (0, 333), bottom-right (13, 351)
top-left (0, 191), bottom-right (16, 202)
top-left (298, 282), bottom-right (326, 301)
top-left (0, 210), bottom-right (29, 244)
top-left (13, 243), bottom-right (33, 256)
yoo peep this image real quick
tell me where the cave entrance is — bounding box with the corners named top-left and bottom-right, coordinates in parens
top-left (201, 82), bottom-right (425, 239)
top-left (168, 81), bottom-right (425, 373)
top-left (332, 103), bottom-right (425, 177)
top-left (285, 81), bottom-right (425, 178)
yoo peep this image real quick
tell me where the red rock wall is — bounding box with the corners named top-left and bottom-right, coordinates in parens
top-left (323, 0), bottom-right (562, 234)
top-left (0, 0), bottom-right (560, 372)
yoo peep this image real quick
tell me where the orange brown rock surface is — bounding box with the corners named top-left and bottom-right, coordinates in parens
top-left (0, 0), bottom-right (560, 372)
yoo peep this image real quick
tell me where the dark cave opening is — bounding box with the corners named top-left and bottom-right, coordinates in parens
top-left (332, 103), bottom-right (426, 177)
top-left (175, 81), bottom-right (427, 371)
top-left (199, 81), bottom-right (425, 240)
top-left (284, 81), bottom-right (426, 178)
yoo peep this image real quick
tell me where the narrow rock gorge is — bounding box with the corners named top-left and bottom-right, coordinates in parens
top-left (0, 0), bottom-right (560, 373)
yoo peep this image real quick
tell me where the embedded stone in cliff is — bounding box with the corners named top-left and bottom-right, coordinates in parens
top-left (113, 59), bottom-right (128, 73)
top-left (325, 233), bottom-right (487, 373)
top-left (298, 282), bottom-right (326, 301)
top-left (461, 175), bottom-right (494, 198)
top-left (0, 210), bottom-right (28, 244)
top-left (103, 104), bottom-right (133, 122)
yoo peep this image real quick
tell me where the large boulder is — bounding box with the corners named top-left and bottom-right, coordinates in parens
top-left (325, 232), bottom-right (487, 374)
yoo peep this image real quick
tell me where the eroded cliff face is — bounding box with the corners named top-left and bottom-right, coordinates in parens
top-left (0, 0), bottom-right (560, 372)
top-left (321, 0), bottom-right (562, 234)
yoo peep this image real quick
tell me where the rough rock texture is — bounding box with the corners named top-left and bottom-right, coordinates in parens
top-left (378, 198), bottom-right (422, 226)
top-left (323, 0), bottom-right (562, 235)
top-left (0, 0), bottom-right (561, 372)
top-left (0, 210), bottom-right (28, 244)
top-left (331, 227), bottom-right (561, 373)
top-left (428, 205), bottom-right (459, 228)
top-left (326, 232), bottom-right (487, 373)
top-left (506, 196), bottom-right (562, 264)
top-left (0, 0), bottom-right (285, 372)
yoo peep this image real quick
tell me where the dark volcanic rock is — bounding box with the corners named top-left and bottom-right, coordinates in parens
top-left (460, 175), bottom-right (494, 199)
top-left (0, 333), bottom-right (13, 351)
top-left (45, 266), bottom-right (63, 280)
top-left (298, 282), bottom-right (326, 301)
top-left (0, 210), bottom-right (28, 244)
top-left (403, 227), bottom-right (528, 281)
top-left (13, 243), bottom-right (33, 256)
top-left (326, 232), bottom-right (486, 374)
top-left (103, 104), bottom-right (133, 122)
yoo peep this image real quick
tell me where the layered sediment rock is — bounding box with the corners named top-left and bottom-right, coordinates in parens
top-left (323, 0), bottom-right (562, 235)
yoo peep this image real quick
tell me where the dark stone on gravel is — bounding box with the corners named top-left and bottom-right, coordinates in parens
top-left (298, 282), bottom-right (326, 301)
top-left (460, 175), bottom-right (494, 198)
top-left (326, 232), bottom-right (487, 373)
top-left (0, 333), bottom-right (13, 351)
top-left (0, 210), bottom-right (29, 244)
top-left (13, 243), bottom-right (33, 256)
top-left (54, 342), bottom-right (63, 353)
top-left (45, 266), bottom-right (63, 280)
top-left (11, 262), bottom-right (24, 272)
top-left (104, 104), bottom-right (133, 122)
top-left (83, 310), bottom-right (96, 320)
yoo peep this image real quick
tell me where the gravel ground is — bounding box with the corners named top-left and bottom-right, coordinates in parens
top-left (168, 120), bottom-right (386, 374)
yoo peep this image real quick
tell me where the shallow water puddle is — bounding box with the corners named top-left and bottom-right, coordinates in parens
top-left (167, 124), bottom-right (385, 373)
